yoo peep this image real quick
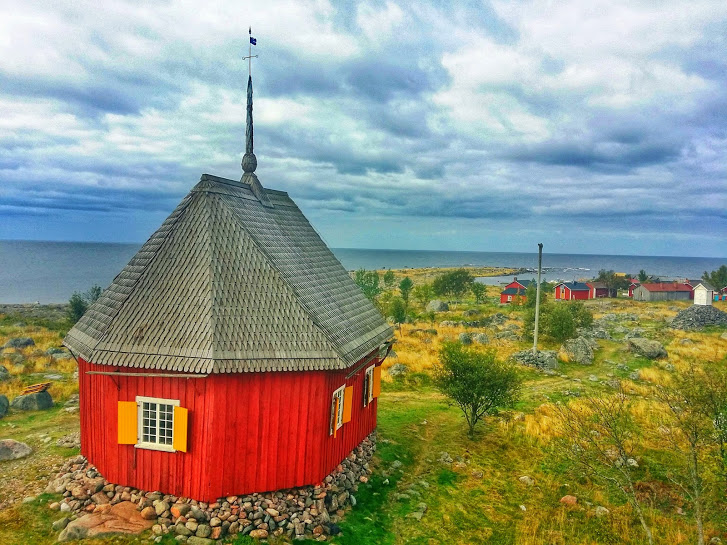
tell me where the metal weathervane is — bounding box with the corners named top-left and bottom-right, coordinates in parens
top-left (243, 27), bottom-right (258, 78)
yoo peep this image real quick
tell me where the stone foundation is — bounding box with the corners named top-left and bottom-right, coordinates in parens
top-left (47, 432), bottom-right (376, 542)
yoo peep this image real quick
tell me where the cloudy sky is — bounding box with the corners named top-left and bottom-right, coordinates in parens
top-left (1, 0), bottom-right (726, 257)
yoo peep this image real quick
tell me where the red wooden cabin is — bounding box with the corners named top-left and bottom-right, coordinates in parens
top-left (554, 281), bottom-right (591, 301)
top-left (499, 278), bottom-right (531, 304)
top-left (628, 282), bottom-right (640, 298)
top-left (64, 75), bottom-right (393, 502)
top-left (586, 282), bottom-right (609, 298)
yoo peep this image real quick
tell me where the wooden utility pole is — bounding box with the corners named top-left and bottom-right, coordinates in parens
top-left (532, 243), bottom-right (543, 354)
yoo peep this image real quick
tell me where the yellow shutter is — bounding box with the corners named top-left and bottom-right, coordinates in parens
top-left (342, 386), bottom-right (353, 424)
top-left (117, 401), bottom-right (137, 445)
top-left (372, 366), bottom-right (382, 398)
top-left (173, 406), bottom-right (188, 453)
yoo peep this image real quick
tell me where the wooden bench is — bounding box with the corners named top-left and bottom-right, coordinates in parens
top-left (20, 382), bottom-right (51, 396)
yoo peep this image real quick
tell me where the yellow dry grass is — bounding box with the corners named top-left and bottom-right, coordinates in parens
top-left (0, 324), bottom-right (78, 402)
top-left (385, 321), bottom-right (521, 379)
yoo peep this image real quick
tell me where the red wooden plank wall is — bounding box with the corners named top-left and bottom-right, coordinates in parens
top-left (79, 355), bottom-right (380, 502)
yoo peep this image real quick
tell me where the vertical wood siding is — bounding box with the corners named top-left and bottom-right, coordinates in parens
top-left (79, 355), bottom-right (381, 502)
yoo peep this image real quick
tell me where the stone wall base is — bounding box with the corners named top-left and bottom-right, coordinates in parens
top-left (46, 432), bottom-right (377, 541)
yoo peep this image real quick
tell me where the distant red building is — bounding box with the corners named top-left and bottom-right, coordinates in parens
top-left (628, 282), bottom-right (640, 298)
top-left (500, 278), bottom-right (531, 304)
top-left (554, 281), bottom-right (591, 301)
top-left (586, 282), bottom-right (609, 298)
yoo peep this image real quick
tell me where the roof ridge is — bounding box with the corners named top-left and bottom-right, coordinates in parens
top-left (83, 194), bottom-right (197, 356)
top-left (209, 192), bottom-right (342, 368)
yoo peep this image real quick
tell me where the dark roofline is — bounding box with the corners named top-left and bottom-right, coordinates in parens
top-left (555, 281), bottom-right (590, 291)
top-left (501, 287), bottom-right (527, 295)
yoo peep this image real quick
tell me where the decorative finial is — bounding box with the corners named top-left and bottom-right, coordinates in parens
top-left (242, 29), bottom-right (258, 174)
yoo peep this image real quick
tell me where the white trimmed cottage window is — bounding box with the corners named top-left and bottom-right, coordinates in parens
top-left (136, 396), bottom-right (180, 452)
top-left (363, 365), bottom-right (375, 407)
top-left (329, 386), bottom-right (345, 435)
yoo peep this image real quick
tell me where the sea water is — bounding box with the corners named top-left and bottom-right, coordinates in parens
top-left (0, 240), bottom-right (724, 303)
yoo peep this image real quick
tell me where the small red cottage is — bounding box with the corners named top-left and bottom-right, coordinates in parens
top-left (554, 281), bottom-right (591, 301)
top-left (500, 278), bottom-right (531, 304)
top-left (63, 74), bottom-right (393, 502)
top-left (628, 281), bottom-right (640, 298)
top-left (586, 282), bottom-right (609, 299)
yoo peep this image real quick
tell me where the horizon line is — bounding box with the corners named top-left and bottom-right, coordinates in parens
top-left (1, 238), bottom-right (726, 261)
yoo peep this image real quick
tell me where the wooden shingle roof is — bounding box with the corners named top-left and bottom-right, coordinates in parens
top-left (64, 174), bottom-right (393, 374)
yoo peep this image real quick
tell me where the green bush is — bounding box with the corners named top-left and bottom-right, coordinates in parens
top-left (434, 342), bottom-right (521, 438)
top-left (432, 269), bottom-right (474, 298)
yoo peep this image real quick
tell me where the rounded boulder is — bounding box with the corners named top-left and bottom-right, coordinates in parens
top-left (10, 391), bottom-right (54, 411)
top-left (0, 439), bottom-right (32, 461)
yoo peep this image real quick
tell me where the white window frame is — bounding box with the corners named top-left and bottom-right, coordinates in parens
top-left (135, 396), bottom-right (179, 452)
top-left (329, 386), bottom-right (345, 435)
top-left (507, 295), bottom-right (512, 302)
top-left (363, 365), bottom-right (375, 407)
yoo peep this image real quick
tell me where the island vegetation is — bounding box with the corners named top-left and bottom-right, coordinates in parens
top-left (1, 265), bottom-right (727, 544)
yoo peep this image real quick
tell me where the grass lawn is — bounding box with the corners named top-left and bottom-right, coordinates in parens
top-left (1, 296), bottom-right (727, 544)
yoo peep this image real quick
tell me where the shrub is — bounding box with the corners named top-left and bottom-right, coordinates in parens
top-left (354, 269), bottom-right (381, 301)
top-left (432, 269), bottom-right (473, 298)
top-left (434, 342), bottom-right (521, 438)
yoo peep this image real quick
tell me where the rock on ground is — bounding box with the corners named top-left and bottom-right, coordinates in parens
top-left (473, 333), bottom-right (489, 344)
top-left (511, 350), bottom-right (558, 370)
top-left (560, 495), bottom-right (577, 506)
top-left (57, 432), bottom-right (81, 449)
top-left (458, 332), bottom-right (472, 345)
top-left (2, 337), bottom-right (35, 349)
top-left (627, 338), bottom-right (667, 359)
top-left (0, 365), bottom-right (9, 381)
top-left (0, 439), bottom-right (32, 461)
top-left (426, 300), bottom-right (449, 312)
top-left (58, 501), bottom-right (155, 541)
top-left (670, 305), bottom-right (727, 330)
top-left (388, 363), bottom-right (409, 378)
top-left (558, 337), bottom-right (596, 365)
top-left (10, 391), bottom-right (54, 411)
top-left (0, 395), bottom-right (8, 418)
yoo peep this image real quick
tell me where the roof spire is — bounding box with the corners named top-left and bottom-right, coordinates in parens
top-left (242, 27), bottom-right (258, 175)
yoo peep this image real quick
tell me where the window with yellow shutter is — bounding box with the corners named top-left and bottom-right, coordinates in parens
top-left (329, 386), bottom-right (345, 436)
top-left (363, 365), bottom-right (375, 407)
top-left (118, 398), bottom-right (189, 452)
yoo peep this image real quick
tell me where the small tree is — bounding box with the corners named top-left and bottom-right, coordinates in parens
top-left (399, 277), bottom-right (413, 312)
top-left (383, 269), bottom-right (396, 289)
top-left (67, 293), bottom-right (88, 324)
top-left (693, 359), bottom-right (727, 485)
top-left (655, 362), bottom-right (715, 545)
top-left (638, 270), bottom-right (649, 283)
top-left (528, 301), bottom-right (593, 343)
top-left (523, 283), bottom-right (547, 309)
top-left (432, 269), bottom-right (474, 298)
top-left (67, 284), bottom-right (103, 324)
top-left (354, 269), bottom-right (381, 301)
top-left (412, 284), bottom-right (434, 307)
top-left (702, 265), bottom-right (727, 291)
top-left (595, 269), bottom-right (630, 297)
top-left (471, 282), bottom-right (487, 304)
top-left (542, 303), bottom-right (576, 342)
top-left (434, 342), bottom-right (521, 438)
top-left (388, 297), bottom-right (407, 324)
top-left (553, 388), bottom-right (654, 545)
